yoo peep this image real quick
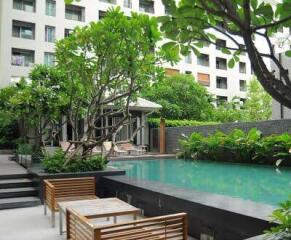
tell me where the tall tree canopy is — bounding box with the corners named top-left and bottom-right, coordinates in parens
top-left (56, 8), bottom-right (164, 160)
top-left (160, 0), bottom-right (291, 109)
top-left (142, 74), bottom-right (214, 120)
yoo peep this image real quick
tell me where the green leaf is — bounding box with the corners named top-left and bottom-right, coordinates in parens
top-left (221, 48), bottom-right (231, 55)
top-left (228, 58), bottom-right (235, 68)
top-left (285, 50), bottom-right (291, 57)
top-left (251, 0), bottom-right (258, 10)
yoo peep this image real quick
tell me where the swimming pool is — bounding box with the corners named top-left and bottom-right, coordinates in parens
top-left (109, 159), bottom-right (291, 206)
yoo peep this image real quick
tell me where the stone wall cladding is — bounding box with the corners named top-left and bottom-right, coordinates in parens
top-left (150, 119), bottom-right (291, 153)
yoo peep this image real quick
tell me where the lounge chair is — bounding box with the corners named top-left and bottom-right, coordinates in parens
top-left (43, 177), bottom-right (97, 227)
top-left (59, 141), bottom-right (75, 153)
top-left (118, 142), bottom-right (145, 155)
top-left (67, 208), bottom-right (188, 240)
top-left (103, 141), bottom-right (127, 157)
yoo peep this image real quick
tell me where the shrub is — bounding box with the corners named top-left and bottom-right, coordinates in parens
top-left (265, 197), bottom-right (291, 239)
top-left (179, 128), bottom-right (291, 166)
top-left (42, 149), bottom-right (108, 173)
top-left (16, 143), bottom-right (33, 155)
top-left (148, 118), bottom-right (218, 128)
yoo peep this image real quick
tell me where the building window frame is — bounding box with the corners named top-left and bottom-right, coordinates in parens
top-left (46, 0), bottom-right (56, 17)
top-left (11, 48), bottom-right (35, 67)
top-left (12, 20), bottom-right (35, 40)
top-left (45, 25), bottom-right (56, 43)
top-left (13, 0), bottom-right (36, 13)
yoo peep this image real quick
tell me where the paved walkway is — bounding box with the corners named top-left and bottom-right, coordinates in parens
top-left (0, 154), bottom-right (27, 176)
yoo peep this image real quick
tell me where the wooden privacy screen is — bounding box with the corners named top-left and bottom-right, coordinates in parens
top-left (197, 72), bottom-right (210, 86)
top-left (67, 208), bottom-right (188, 240)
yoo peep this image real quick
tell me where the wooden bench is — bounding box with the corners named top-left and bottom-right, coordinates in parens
top-left (44, 177), bottom-right (97, 227)
top-left (67, 208), bottom-right (188, 240)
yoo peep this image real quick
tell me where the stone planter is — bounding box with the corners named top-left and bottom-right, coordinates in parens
top-left (18, 154), bottom-right (32, 168)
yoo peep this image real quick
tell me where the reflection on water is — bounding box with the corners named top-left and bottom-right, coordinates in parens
top-left (109, 159), bottom-right (291, 206)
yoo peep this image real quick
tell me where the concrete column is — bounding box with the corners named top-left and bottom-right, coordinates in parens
top-left (141, 112), bottom-right (146, 145)
top-left (136, 116), bottom-right (141, 145)
top-left (61, 116), bottom-right (67, 141)
top-left (160, 118), bottom-right (166, 154)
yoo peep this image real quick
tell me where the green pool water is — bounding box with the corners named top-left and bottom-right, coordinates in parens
top-left (109, 159), bottom-right (291, 206)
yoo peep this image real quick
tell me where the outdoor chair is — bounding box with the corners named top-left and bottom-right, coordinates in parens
top-left (102, 141), bottom-right (127, 157)
top-left (43, 177), bottom-right (97, 227)
top-left (60, 141), bottom-right (75, 154)
top-left (118, 142), bottom-right (146, 155)
top-left (67, 208), bottom-right (188, 240)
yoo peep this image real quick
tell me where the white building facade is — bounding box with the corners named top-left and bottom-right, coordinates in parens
top-left (0, 0), bottom-right (255, 104)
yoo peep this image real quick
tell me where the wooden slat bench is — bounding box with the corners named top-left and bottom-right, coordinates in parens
top-left (44, 177), bottom-right (97, 227)
top-left (67, 208), bottom-right (188, 240)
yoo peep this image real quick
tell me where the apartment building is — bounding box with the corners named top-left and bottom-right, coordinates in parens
top-left (0, 0), bottom-right (254, 103)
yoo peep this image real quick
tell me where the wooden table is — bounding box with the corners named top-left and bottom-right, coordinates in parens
top-left (57, 197), bottom-right (140, 235)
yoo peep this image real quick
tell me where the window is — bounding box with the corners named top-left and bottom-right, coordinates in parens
top-left (13, 0), bottom-right (36, 12)
top-left (46, 0), bottom-right (56, 17)
top-left (64, 29), bottom-right (73, 38)
top-left (216, 39), bottom-right (226, 50)
top-left (240, 80), bottom-right (247, 91)
top-left (99, 11), bottom-right (107, 20)
top-left (65, 5), bottom-right (85, 22)
top-left (185, 71), bottom-right (192, 75)
top-left (45, 25), bottom-right (55, 42)
top-left (216, 57), bottom-right (227, 70)
top-left (216, 96), bottom-right (228, 106)
top-left (12, 20), bottom-right (35, 40)
top-left (124, 0), bottom-right (132, 8)
top-left (165, 68), bottom-right (179, 76)
top-left (164, 5), bottom-right (170, 15)
top-left (197, 73), bottom-right (210, 86)
top-left (184, 54), bottom-right (192, 64)
top-left (11, 48), bottom-right (34, 67)
top-left (239, 44), bottom-right (246, 56)
top-left (139, 0), bottom-right (154, 14)
top-left (216, 76), bottom-right (227, 89)
top-left (197, 54), bottom-right (209, 67)
top-left (100, 0), bottom-right (116, 4)
top-left (44, 52), bottom-right (55, 66)
top-left (239, 62), bottom-right (246, 73)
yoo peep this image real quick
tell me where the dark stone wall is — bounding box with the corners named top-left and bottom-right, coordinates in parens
top-left (150, 119), bottom-right (291, 153)
top-left (100, 176), bottom-right (275, 240)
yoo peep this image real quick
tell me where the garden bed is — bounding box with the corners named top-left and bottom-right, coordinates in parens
top-left (28, 166), bottom-right (125, 202)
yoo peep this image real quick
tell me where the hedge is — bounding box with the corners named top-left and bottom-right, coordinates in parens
top-left (148, 118), bottom-right (218, 128)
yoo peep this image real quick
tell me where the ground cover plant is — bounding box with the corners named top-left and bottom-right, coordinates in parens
top-left (179, 128), bottom-right (291, 166)
top-left (42, 149), bottom-right (108, 173)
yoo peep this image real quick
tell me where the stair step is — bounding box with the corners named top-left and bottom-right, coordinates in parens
top-left (0, 196), bottom-right (40, 210)
top-left (0, 187), bottom-right (37, 199)
top-left (0, 178), bottom-right (33, 189)
top-left (0, 174), bottom-right (31, 180)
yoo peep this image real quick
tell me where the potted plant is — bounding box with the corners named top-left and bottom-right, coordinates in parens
top-left (16, 143), bottom-right (33, 168)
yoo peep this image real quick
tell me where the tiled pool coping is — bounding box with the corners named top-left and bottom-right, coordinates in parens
top-left (100, 175), bottom-right (277, 240)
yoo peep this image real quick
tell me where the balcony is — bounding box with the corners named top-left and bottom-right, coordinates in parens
top-left (197, 54), bottom-right (209, 67)
top-left (216, 77), bottom-right (227, 89)
top-left (100, 0), bottom-right (116, 4)
top-left (65, 4), bottom-right (85, 22)
top-left (139, 0), bottom-right (154, 14)
top-left (216, 57), bottom-right (227, 70)
top-left (11, 48), bottom-right (35, 67)
top-left (12, 20), bottom-right (35, 40)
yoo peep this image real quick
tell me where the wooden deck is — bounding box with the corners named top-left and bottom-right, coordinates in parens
top-left (0, 155), bottom-right (27, 176)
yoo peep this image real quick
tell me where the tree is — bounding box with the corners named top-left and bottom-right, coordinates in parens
top-left (6, 65), bottom-right (68, 148)
top-left (142, 74), bottom-right (214, 120)
top-left (244, 78), bottom-right (272, 121)
top-left (160, 0), bottom-right (291, 109)
top-left (55, 9), bottom-right (164, 161)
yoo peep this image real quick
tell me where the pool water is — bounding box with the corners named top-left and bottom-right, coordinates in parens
top-left (109, 159), bottom-right (291, 206)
